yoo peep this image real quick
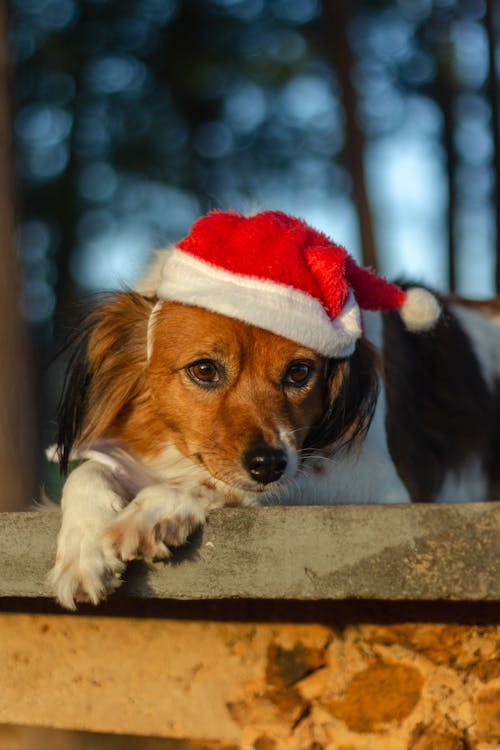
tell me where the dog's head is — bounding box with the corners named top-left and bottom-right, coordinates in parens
top-left (56, 292), bottom-right (379, 497)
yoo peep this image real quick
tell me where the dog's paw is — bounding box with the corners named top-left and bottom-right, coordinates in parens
top-left (103, 488), bottom-right (206, 562)
top-left (48, 531), bottom-right (125, 610)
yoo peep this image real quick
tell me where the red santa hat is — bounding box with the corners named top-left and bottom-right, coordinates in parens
top-left (154, 210), bottom-right (440, 358)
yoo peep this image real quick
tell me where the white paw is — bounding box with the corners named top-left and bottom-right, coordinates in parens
top-left (48, 529), bottom-right (125, 610)
top-left (103, 490), bottom-right (206, 562)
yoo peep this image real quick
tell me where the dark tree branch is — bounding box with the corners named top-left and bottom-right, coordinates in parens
top-left (0, 5), bottom-right (36, 509)
top-left (321, 0), bottom-right (378, 270)
top-left (485, 0), bottom-right (500, 293)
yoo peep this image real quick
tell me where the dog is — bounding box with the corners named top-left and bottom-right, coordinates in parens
top-left (48, 210), bottom-right (500, 609)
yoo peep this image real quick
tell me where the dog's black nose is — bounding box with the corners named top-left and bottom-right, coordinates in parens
top-left (243, 447), bottom-right (288, 485)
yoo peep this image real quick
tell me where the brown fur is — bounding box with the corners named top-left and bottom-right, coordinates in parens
top-left (145, 302), bottom-right (326, 485)
top-left (449, 294), bottom-right (500, 316)
top-left (78, 293), bottom-right (159, 448)
top-left (57, 295), bottom-right (379, 486)
top-left (56, 292), bottom-right (156, 472)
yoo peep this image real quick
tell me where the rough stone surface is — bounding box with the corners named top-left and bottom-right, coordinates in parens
top-left (0, 503), bottom-right (499, 601)
top-left (327, 662), bottom-right (424, 732)
top-left (1, 614), bottom-right (499, 748)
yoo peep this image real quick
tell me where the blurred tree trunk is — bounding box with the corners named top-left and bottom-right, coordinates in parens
top-left (321, 0), bottom-right (378, 269)
top-left (435, 51), bottom-right (457, 293)
top-left (52, 20), bottom-right (81, 346)
top-left (0, 7), bottom-right (36, 509)
top-left (485, 0), bottom-right (500, 294)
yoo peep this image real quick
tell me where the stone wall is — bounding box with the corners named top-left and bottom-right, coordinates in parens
top-left (0, 614), bottom-right (498, 749)
top-left (234, 621), bottom-right (500, 749)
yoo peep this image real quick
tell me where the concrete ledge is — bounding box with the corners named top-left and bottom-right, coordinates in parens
top-left (1, 503), bottom-right (499, 603)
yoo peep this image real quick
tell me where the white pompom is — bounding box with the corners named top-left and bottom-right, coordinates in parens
top-left (399, 287), bottom-right (441, 332)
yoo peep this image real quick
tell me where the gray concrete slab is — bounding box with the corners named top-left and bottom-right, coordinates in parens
top-left (0, 503), bottom-right (499, 602)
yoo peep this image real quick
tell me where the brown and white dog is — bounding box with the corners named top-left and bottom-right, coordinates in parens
top-left (49, 211), bottom-right (500, 609)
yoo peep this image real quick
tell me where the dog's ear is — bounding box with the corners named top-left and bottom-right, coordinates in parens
top-left (303, 338), bottom-right (380, 455)
top-left (56, 291), bottom-right (154, 474)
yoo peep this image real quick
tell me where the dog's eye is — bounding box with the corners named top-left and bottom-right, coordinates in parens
top-left (283, 361), bottom-right (314, 388)
top-left (186, 359), bottom-right (221, 385)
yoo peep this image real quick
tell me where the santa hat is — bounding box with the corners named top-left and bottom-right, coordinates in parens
top-left (154, 210), bottom-right (440, 358)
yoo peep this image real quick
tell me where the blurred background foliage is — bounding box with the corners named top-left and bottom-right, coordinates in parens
top-left (4, 0), bottom-right (500, 496)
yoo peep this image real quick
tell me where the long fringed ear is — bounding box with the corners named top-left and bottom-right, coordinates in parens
top-left (303, 338), bottom-right (380, 455)
top-left (56, 291), bottom-right (154, 474)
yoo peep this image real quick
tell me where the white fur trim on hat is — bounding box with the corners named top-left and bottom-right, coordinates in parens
top-left (156, 246), bottom-right (362, 358)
